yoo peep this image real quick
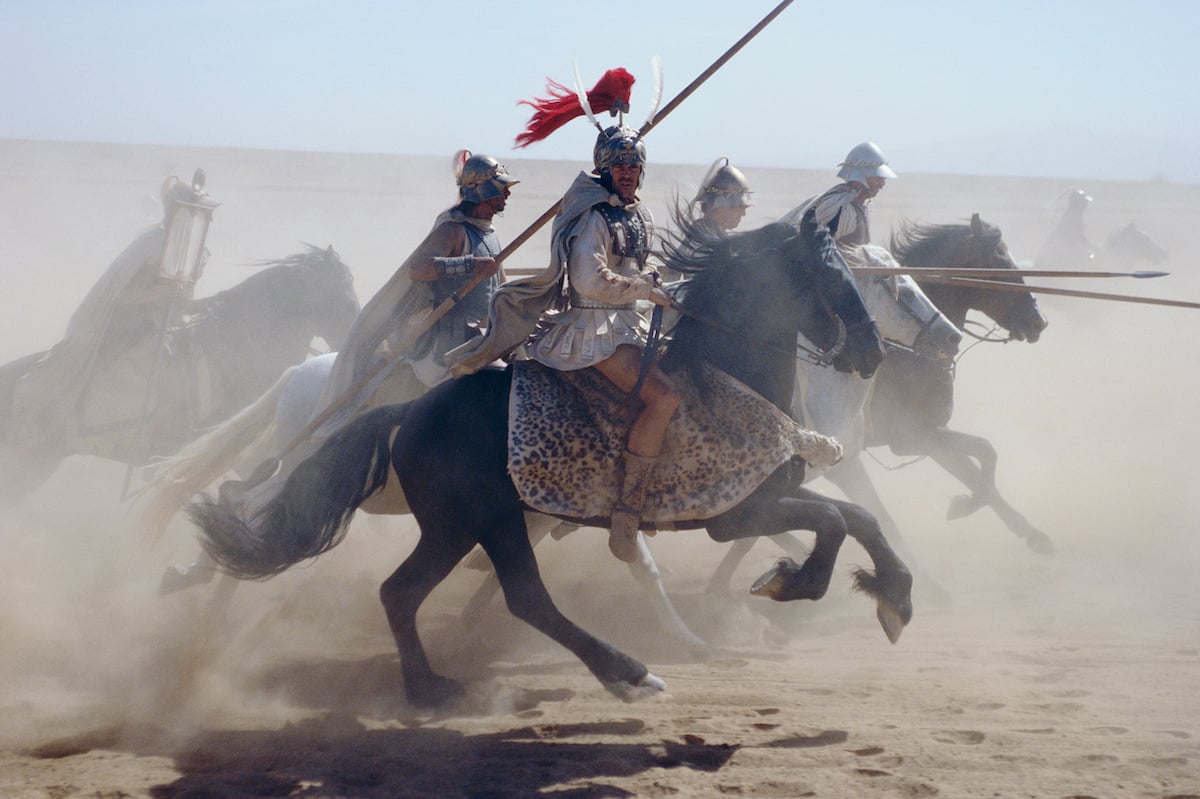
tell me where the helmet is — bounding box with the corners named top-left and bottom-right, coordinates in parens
top-left (693, 157), bottom-right (752, 210)
top-left (593, 125), bottom-right (646, 175)
top-left (1067, 189), bottom-right (1093, 210)
top-left (836, 142), bottom-right (897, 184)
top-left (455, 151), bottom-right (519, 204)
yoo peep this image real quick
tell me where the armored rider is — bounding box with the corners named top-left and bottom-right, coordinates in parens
top-left (663, 157), bottom-right (754, 280)
top-left (785, 141), bottom-right (897, 249)
top-left (8, 172), bottom-right (215, 444)
top-left (448, 125), bottom-right (678, 563)
top-left (693, 157), bottom-right (753, 235)
top-left (1035, 188), bottom-right (1095, 270)
top-left (321, 150), bottom-right (516, 409)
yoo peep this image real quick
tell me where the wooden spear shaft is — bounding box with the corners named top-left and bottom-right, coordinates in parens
top-left (255, 0), bottom-right (798, 466)
top-left (849, 267), bottom-right (1169, 280)
top-left (918, 275), bottom-right (1200, 310)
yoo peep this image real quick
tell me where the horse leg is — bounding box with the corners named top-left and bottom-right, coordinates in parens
top-left (922, 428), bottom-right (1054, 554)
top-left (748, 486), bottom-right (913, 643)
top-left (707, 490), bottom-right (848, 603)
top-left (478, 508), bottom-right (665, 703)
top-left (704, 534), bottom-right (810, 595)
top-left (379, 527), bottom-right (479, 708)
top-left (824, 456), bottom-right (907, 548)
top-left (625, 534), bottom-right (709, 655)
top-left (459, 512), bottom-right (556, 623)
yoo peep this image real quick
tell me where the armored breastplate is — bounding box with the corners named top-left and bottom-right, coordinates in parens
top-left (595, 203), bottom-right (649, 268)
top-left (430, 223), bottom-right (501, 317)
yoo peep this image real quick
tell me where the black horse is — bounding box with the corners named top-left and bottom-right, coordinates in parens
top-left (0, 244), bottom-right (359, 499)
top-left (863, 214), bottom-right (1052, 552)
top-left (188, 213), bottom-right (913, 707)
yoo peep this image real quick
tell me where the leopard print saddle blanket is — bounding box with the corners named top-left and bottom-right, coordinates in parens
top-left (508, 361), bottom-right (842, 525)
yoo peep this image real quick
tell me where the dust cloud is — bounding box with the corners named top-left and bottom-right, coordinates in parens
top-left (1, 140), bottom-right (1198, 797)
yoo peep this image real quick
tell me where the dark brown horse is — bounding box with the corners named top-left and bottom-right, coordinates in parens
top-left (863, 213), bottom-right (1052, 552)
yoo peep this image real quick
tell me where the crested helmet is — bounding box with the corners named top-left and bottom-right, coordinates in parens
top-left (454, 151), bottom-right (519, 204)
top-left (693, 157), bottom-right (753, 210)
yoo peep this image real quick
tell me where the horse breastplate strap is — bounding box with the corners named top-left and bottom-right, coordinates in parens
top-left (595, 203), bottom-right (649, 267)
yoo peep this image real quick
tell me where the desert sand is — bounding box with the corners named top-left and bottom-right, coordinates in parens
top-left (1, 139), bottom-right (1198, 798)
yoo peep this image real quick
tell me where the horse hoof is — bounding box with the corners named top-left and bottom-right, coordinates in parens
top-left (946, 494), bottom-right (982, 520)
top-left (1025, 533), bottom-right (1056, 555)
top-left (406, 675), bottom-right (466, 709)
top-left (876, 602), bottom-right (907, 644)
top-left (605, 671), bottom-right (666, 703)
top-left (749, 558), bottom-right (796, 600)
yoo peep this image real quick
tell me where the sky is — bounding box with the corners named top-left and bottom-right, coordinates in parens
top-left (3, 0), bottom-right (1198, 183)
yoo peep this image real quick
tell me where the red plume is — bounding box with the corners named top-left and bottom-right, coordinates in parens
top-left (514, 68), bottom-right (636, 149)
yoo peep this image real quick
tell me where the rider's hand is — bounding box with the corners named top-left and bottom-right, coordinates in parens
top-left (648, 286), bottom-right (673, 308)
top-left (471, 256), bottom-right (499, 279)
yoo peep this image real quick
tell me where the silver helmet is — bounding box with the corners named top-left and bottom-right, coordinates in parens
top-left (1067, 189), bottom-right (1093, 210)
top-left (693, 157), bottom-right (753, 210)
top-left (836, 142), bottom-right (898, 184)
top-left (454, 150), bottom-right (519, 204)
top-left (593, 125), bottom-right (646, 175)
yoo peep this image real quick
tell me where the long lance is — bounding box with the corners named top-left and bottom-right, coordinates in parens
top-left (507, 265), bottom-right (1173, 279)
top-left (848, 267), bottom-right (1169, 280)
top-left (255, 0), bottom-right (797, 471)
top-left (916, 275), bottom-right (1200, 310)
top-left (405, 0), bottom-right (797, 343)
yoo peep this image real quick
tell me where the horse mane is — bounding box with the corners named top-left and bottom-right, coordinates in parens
top-left (658, 208), bottom-right (802, 391)
top-left (191, 244), bottom-right (351, 319)
top-left (891, 218), bottom-right (1000, 266)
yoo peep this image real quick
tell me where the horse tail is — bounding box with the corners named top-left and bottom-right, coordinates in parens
top-left (136, 362), bottom-right (297, 541)
top-left (187, 403), bottom-right (413, 579)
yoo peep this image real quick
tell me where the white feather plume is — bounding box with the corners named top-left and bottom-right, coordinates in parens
top-left (644, 55), bottom-right (664, 128)
top-left (572, 62), bottom-right (603, 132)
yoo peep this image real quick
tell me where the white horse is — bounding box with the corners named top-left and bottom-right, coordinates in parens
top-left (148, 245), bottom-right (959, 650)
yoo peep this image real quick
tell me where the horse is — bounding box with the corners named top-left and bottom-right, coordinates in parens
top-left (1100, 222), bottom-right (1167, 268)
top-left (0, 244), bottom-right (360, 499)
top-left (459, 243), bottom-right (961, 639)
top-left (184, 213), bottom-right (914, 707)
top-left (857, 214), bottom-right (1052, 553)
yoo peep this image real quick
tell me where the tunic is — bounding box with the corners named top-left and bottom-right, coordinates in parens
top-left (528, 197), bottom-right (657, 370)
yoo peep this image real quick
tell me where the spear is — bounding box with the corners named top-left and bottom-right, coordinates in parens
top-left (848, 267), bottom-right (1169, 280)
top-left (916, 275), bottom-right (1200, 310)
top-left (252, 0), bottom-right (798, 471)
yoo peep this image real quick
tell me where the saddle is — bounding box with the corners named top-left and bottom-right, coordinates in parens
top-left (507, 361), bottom-right (842, 525)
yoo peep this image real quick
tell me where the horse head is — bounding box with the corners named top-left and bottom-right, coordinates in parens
top-left (893, 213), bottom-right (1048, 343)
top-left (660, 211), bottom-right (882, 409)
top-left (1103, 223), bottom-right (1167, 267)
top-left (289, 244), bottom-right (361, 351)
top-left (850, 245), bottom-right (961, 362)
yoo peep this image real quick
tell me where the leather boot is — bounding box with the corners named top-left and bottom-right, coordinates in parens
top-left (609, 451), bottom-right (656, 563)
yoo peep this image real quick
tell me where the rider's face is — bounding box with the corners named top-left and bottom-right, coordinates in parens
top-left (860, 176), bottom-right (887, 200)
top-left (706, 204), bottom-right (748, 231)
top-left (609, 163), bottom-right (642, 203)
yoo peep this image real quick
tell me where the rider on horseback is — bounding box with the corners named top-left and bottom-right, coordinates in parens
top-left (662, 157), bottom-right (754, 281)
top-left (5, 172), bottom-right (215, 447)
top-left (693, 157), bottom-right (753, 235)
top-left (448, 125), bottom-right (678, 563)
top-left (784, 141), bottom-right (897, 249)
top-left (318, 150), bottom-right (517, 412)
